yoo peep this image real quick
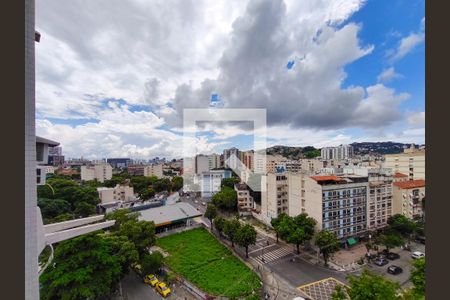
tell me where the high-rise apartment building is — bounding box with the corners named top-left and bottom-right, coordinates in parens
top-left (367, 168), bottom-right (394, 230)
top-left (223, 147), bottom-right (240, 169)
top-left (384, 145), bottom-right (425, 180)
top-left (195, 155), bottom-right (210, 174)
top-left (208, 153), bottom-right (222, 170)
top-left (321, 145), bottom-right (354, 160)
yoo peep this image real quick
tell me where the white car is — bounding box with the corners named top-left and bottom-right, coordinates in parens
top-left (201, 202), bottom-right (206, 206)
top-left (194, 200), bottom-right (199, 204)
top-left (411, 251), bottom-right (425, 259)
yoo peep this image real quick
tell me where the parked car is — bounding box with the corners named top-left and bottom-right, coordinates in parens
top-left (415, 236), bottom-right (426, 244)
top-left (194, 200), bottom-right (199, 204)
top-left (202, 202), bottom-right (206, 206)
top-left (144, 274), bottom-right (159, 287)
top-left (411, 251), bottom-right (425, 259)
top-left (387, 265), bottom-right (403, 275)
top-left (386, 252), bottom-right (400, 260)
top-left (374, 257), bottom-right (389, 266)
top-left (155, 282), bottom-right (171, 297)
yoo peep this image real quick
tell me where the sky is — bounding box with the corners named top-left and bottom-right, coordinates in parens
top-left (35, 0), bottom-right (425, 160)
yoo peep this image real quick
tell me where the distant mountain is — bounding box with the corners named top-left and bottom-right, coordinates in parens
top-left (266, 145), bottom-right (319, 159)
top-left (350, 142), bottom-right (425, 155)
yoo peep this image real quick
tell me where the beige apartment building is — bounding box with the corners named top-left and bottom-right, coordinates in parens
top-left (235, 183), bottom-right (254, 214)
top-left (97, 184), bottom-right (135, 204)
top-left (367, 169), bottom-right (394, 230)
top-left (384, 145), bottom-right (425, 180)
top-left (299, 158), bottom-right (324, 174)
top-left (127, 164), bottom-right (163, 178)
top-left (261, 173), bottom-right (289, 221)
top-left (393, 179), bottom-right (425, 220)
top-left (81, 163), bottom-right (113, 183)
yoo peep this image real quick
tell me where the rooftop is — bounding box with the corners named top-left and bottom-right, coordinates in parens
top-left (393, 179), bottom-right (426, 189)
top-left (36, 136), bottom-right (59, 147)
top-left (393, 172), bottom-right (408, 178)
top-left (138, 202), bottom-right (202, 227)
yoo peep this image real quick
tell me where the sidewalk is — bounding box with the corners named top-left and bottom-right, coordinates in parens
top-left (239, 219), bottom-right (362, 273)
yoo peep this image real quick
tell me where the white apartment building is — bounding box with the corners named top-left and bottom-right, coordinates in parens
top-left (197, 170), bottom-right (232, 198)
top-left (235, 183), bottom-right (254, 215)
top-left (393, 180), bottom-right (425, 220)
top-left (81, 163), bottom-right (113, 183)
top-left (321, 145), bottom-right (354, 160)
top-left (384, 146), bottom-right (425, 180)
top-left (97, 184), bottom-right (135, 204)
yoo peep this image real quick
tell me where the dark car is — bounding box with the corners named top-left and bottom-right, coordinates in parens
top-left (374, 257), bottom-right (389, 266)
top-left (415, 236), bottom-right (426, 244)
top-left (387, 265), bottom-right (403, 275)
top-left (386, 252), bottom-right (400, 260)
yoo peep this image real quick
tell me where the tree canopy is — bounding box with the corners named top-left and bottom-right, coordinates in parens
top-left (235, 224), bottom-right (257, 258)
top-left (204, 204), bottom-right (218, 229)
top-left (223, 218), bottom-right (241, 247)
top-left (410, 257), bottom-right (425, 296)
top-left (346, 270), bottom-right (401, 300)
top-left (212, 186), bottom-right (238, 212)
top-left (315, 230), bottom-right (340, 266)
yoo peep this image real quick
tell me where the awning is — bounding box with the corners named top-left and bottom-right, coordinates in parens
top-left (347, 237), bottom-right (358, 246)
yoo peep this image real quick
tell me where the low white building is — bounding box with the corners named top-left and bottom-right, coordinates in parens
top-left (81, 163), bottom-right (113, 183)
top-left (97, 184), bottom-right (135, 204)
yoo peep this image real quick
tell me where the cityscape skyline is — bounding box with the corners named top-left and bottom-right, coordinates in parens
top-left (35, 0), bottom-right (424, 160)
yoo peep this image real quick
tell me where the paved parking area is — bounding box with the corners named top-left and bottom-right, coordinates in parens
top-left (361, 242), bottom-right (425, 287)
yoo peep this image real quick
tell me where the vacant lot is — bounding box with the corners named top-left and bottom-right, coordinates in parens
top-left (156, 227), bottom-right (261, 298)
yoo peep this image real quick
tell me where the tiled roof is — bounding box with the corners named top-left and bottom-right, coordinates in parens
top-left (393, 179), bottom-right (425, 189)
top-left (310, 175), bottom-right (340, 182)
top-left (393, 172), bottom-right (408, 178)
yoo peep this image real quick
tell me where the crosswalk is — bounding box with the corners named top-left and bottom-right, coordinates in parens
top-left (252, 246), bottom-right (294, 264)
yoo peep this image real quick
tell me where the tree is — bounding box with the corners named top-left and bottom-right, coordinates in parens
top-left (105, 208), bottom-right (140, 231)
top-left (117, 220), bottom-right (156, 256)
top-left (52, 213), bottom-right (74, 223)
top-left (236, 224), bottom-right (257, 258)
top-left (278, 213), bottom-right (316, 254)
top-left (74, 201), bottom-right (96, 218)
top-left (37, 198), bottom-right (71, 221)
top-left (331, 284), bottom-right (349, 300)
top-left (221, 177), bottom-right (240, 189)
top-left (315, 230), bottom-right (340, 266)
top-left (140, 251), bottom-right (164, 276)
top-left (139, 187), bottom-right (155, 200)
top-left (410, 257), bottom-right (425, 296)
top-left (40, 234), bottom-right (124, 300)
top-left (223, 219), bottom-right (241, 247)
top-left (204, 204), bottom-right (218, 230)
top-left (387, 214), bottom-right (417, 240)
top-left (212, 186), bottom-right (238, 212)
top-left (304, 149), bottom-right (321, 159)
top-left (346, 270), bottom-right (401, 300)
top-left (171, 176), bottom-right (183, 191)
top-left (102, 234), bottom-right (139, 277)
top-left (377, 231), bottom-right (404, 252)
top-left (270, 213), bottom-right (288, 243)
top-left (214, 216), bottom-right (226, 238)
top-left (153, 178), bottom-right (172, 193)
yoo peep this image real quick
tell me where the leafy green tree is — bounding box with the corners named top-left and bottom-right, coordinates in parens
top-left (102, 234), bottom-right (139, 277)
top-left (212, 186), bottom-right (238, 212)
top-left (315, 230), bottom-right (340, 266)
top-left (270, 213), bottom-right (288, 243)
top-left (74, 201), bottom-right (96, 218)
top-left (52, 213), bottom-right (74, 223)
top-left (153, 178), bottom-right (172, 193)
top-left (171, 176), bottom-right (183, 191)
top-left (236, 224), bottom-right (257, 258)
top-left (304, 149), bottom-right (321, 158)
top-left (387, 214), bottom-right (417, 240)
top-left (346, 270), bottom-right (401, 300)
top-left (40, 234), bottom-right (124, 300)
top-left (104, 175), bottom-right (127, 188)
top-left (410, 257), bottom-right (425, 296)
top-left (140, 251), bottom-right (164, 276)
top-left (278, 213), bottom-right (316, 254)
top-left (377, 231), bottom-right (404, 252)
top-left (204, 204), bottom-right (218, 230)
top-left (224, 219), bottom-right (241, 248)
top-left (139, 187), bottom-right (155, 200)
top-left (37, 198), bottom-right (71, 221)
top-left (221, 177), bottom-right (240, 189)
top-left (117, 220), bottom-right (156, 256)
top-left (214, 216), bottom-right (226, 238)
top-left (331, 284), bottom-right (349, 300)
top-left (37, 185), bottom-right (56, 199)
top-left (105, 208), bottom-right (140, 231)
top-left (130, 176), bottom-right (153, 195)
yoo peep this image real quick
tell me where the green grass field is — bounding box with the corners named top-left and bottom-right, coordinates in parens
top-left (156, 228), bottom-right (261, 298)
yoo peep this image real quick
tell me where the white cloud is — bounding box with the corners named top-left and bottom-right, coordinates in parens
top-left (387, 18), bottom-right (425, 63)
top-left (377, 67), bottom-right (403, 83)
